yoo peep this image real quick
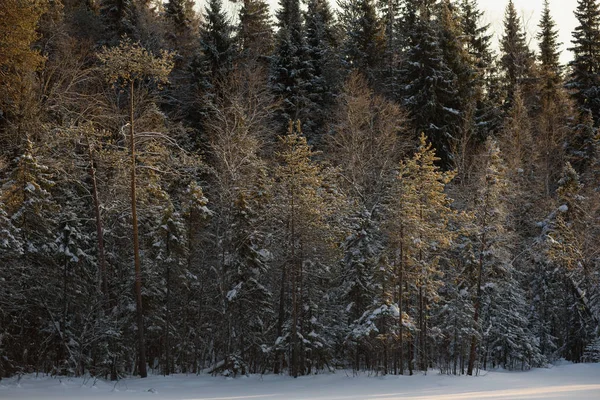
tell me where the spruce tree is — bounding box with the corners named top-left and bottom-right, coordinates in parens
top-left (399, 3), bottom-right (459, 167)
top-left (459, 0), bottom-right (502, 140)
top-left (0, 139), bottom-right (60, 375)
top-left (195, 0), bottom-right (235, 95)
top-left (270, 0), bottom-right (309, 128)
top-left (303, 0), bottom-right (339, 143)
top-left (237, 0), bottom-right (274, 63)
top-left (537, 0), bottom-right (562, 82)
top-left (339, 0), bottom-right (385, 76)
top-left (499, 0), bottom-right (533, 106)
top-left (542, 163), bottom-right (599, 360)
top-left (568, 0), bottom-right (600, 123)
top-left (165, 0), bottom-right (196, 32)
top-left (99, 0), bottom-right (137, 39)
top-left (438, 0), bottom-right (479, 172)
top-left (340, 209), bottom-right (380, 370)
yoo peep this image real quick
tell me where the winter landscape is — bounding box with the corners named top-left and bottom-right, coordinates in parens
top-left (1, 0), bottom-right (600, 398)
top-left (1, 362), bottom-right (599, 399)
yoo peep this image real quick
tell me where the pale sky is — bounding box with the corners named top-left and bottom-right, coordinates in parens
top-left (205, 0), bottom-right (579, 64)
top-left (479, 0), bottom-right (578, 64)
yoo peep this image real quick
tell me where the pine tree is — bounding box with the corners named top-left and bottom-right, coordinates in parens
top-left (272, 121), bottom-right (342, 377)
top-left (0, 0), bottom-right (47, 155)
top-left (466, 139), bottom-right (509, 375)
top-left (98, 40), bottom-right (174, 378)
top-left (386, 134), bottom-right (459, 372)
top-left (568, 0), bottom-right (600, 123)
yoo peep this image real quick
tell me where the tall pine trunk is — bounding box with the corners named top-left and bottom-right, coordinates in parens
top-left (130, 80), bottom-right (147, 378)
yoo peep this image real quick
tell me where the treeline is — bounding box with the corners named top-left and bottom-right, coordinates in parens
top-left (0, 0), bottom-right (599, 380)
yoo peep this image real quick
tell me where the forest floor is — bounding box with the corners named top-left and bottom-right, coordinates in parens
top-left (1, 362), bottom-right (599, 400)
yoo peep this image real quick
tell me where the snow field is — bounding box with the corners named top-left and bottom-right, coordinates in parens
top-left (1, 362), bottom-right (599, 400)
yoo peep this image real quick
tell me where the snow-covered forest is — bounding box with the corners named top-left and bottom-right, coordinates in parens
top-left (0, 0), bottom-right (599, 382)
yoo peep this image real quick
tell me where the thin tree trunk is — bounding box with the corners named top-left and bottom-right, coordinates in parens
top-left (165, 230), bottom-right (171, 376)
top-left (398, 227), bottom-right (404, 375)
top-left (275, 263), bottom-right (286, 374)
top-left (407, 281), bottom-right (413, 376)
top-left (468, 212), bottom-right (487, 375)
top-left (290, 186), bottom-right (298, 378)
top-left (131, 80), bottom-right (147, 378)
top-left (86, 137), bottom-right (108, 299)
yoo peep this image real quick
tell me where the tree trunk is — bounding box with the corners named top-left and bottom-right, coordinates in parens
top-left (398, 228), bottom-right (404, 375)
top-left (468, 224), bottom-right (486, 375)
top-left (165, 230), bottom-right (171, 376)
top-left (86, 137), bottom-right (108, 299)
top-left (131, 80), bottom-right (147, 378)
top-left (275, 262), bottom-right (286, 374)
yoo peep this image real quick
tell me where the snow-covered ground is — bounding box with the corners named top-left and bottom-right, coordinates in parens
top-left (1, 363), bottom-right (599, 400)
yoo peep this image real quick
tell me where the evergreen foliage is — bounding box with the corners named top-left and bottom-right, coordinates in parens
top-left (568, 0), bottom-right (600, 123)
top-left (1, 0), bottom-right (599, 381)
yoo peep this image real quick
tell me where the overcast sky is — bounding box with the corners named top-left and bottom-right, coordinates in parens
top-left (479, 0), bottom-right (578, 64)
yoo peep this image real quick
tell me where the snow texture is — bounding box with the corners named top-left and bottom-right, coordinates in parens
top-left (1, 363), bottom-right (599, 399)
